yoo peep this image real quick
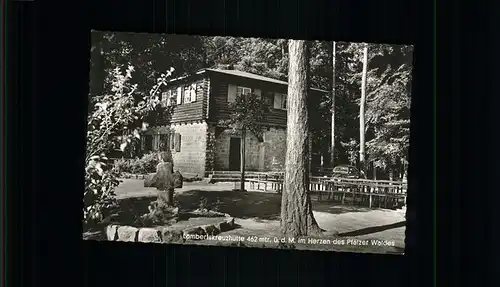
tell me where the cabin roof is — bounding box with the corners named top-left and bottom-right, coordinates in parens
top-left (169, 68), bottom-right (328, 93)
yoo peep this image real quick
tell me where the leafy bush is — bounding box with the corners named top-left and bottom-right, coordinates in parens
top-left (85, 64), bottom-right (175, 227)
top-left (113, 150), bottom-right (173, 175)
top-left (198, 197), bottom-right (209, 210)
top-left (83, 155), bottom-right (119, 227)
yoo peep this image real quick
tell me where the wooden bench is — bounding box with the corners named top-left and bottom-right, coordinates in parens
top-left (246, 173), bottom-right (284, 193)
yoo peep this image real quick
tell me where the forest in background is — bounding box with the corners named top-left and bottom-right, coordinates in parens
top-left (89, 32), bottom-right (413, 181)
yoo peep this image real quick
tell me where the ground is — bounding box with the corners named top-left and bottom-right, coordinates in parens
top-left (91, 179), bottom-right (406, 254)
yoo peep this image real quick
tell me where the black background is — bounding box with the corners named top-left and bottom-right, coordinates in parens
top-left (6, 0), bottom-right (487, 286)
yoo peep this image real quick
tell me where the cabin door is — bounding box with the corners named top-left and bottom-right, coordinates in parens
top-left (229, 137), bottom-right (241, 171)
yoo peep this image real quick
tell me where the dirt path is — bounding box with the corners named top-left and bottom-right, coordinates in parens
top-left (113, 179), bottom-right (406, 254)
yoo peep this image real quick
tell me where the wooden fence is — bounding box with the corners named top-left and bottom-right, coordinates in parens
top-left (247, 172), bottom-right (407, 209)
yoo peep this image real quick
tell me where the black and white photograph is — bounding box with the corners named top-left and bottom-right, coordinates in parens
top-left (83, 31), bottom-right (413, 255)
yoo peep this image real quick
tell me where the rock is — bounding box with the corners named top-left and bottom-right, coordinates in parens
top-left (137, 228), bottom-right (162, 243)
top-left (216, 218), bottom-right (235, 232)
top-left (106, 225), bottom-right (118, 241)
top-left (201, 224), bottom-right (220, 236)
top-left (161, 229), bottom-right (185, 244)
top-left (83, 231), bottom-right (103, 241)
top-left (173, 171), bottom-right (183, 188)
top-left (116, 226), bottom-right (139, 242)
top-left (225, 217), bottom-right (235, 226)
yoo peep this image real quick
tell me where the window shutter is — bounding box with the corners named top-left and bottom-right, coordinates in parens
top-left (169, 133), bottom-right (175, 150)
top-left (227, 84), bottom-right (237, 103)
top-left (174, 133), bottom-right (181, 152)
top-left (254, 89), bottom-right (262, 98)
top-left (282, 95), bottom-right (287, 109)
top-left (176, 87), bottom-right (183, 105)
top-left (273, 93), bottom-right (282, 109)
top-left (190, 84), bottom-right (197, 102)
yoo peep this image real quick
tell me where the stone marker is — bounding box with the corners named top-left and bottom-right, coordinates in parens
top-left (137, 228), bottom-right (162, 243)
top-left (116, 226), bottom-right (139, 242)
top-left (173, 171), bottom-right (183, 188)
top-left (143, 173), bottom-right (157, 187)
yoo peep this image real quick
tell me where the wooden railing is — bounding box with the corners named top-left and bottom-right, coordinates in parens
top-left (244, 172), bottom-right (407, 209)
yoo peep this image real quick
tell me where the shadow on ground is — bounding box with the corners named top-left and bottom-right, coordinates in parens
top-left (338, 221), bottom-right (406, 237)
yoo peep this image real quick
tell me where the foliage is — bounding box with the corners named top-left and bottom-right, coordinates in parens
top-left (365, 62), bottom-right (413, 169)
top-left (219, 93), bottom-right (269, 140)
top-left (85, 59), bottom-right (175, 226)
top-left (113, 151), bottom-right (173, 175)
top-left (138, 198), bottom-right (179, 227)
top-left (361, 45), bottom-right (414, 170)
top-left (90, 32), bottom-right (206, 99)
top-left (86, 65), bottom-right (174, 161)
top-left (202, 36), bottom-right (289, 81)
top-left (83, 154), bottom-right (120, 227)
top-left (198, 196), bottom-right (209, 211)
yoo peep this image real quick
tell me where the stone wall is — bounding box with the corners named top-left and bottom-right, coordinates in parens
top-left (262, 127), bottom-right (287, 170)
top-left (204, 125), bottom-right (217, 173)
top-left (213, 126), bottom-right (286, 171)
top-left (170, 121), bottom-right (208, 177)
top-left (105, 217), bottom-right (235, 243)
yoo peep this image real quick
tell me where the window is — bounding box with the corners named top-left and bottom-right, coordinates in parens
top-left (236, 86), bottom-right (251, 97)
top-left (190, 84), bottom-right (197, 102)
top-left (162, 91), bottom-right (172, 107)
top-left (183, 86), bottom-right (191, 103)
top-left (273, 93), bottom-right (287, 110)
top-left (159, 134), bottom-right (169, 150)
top-left (144, 135), bottom-right (153, 152)
top-left (228, 84), bottom-right (252, 103)
top-left (152, 134), bottom-right (160, 151)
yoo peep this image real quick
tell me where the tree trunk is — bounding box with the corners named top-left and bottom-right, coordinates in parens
top-left (280, 40), bottom-right (322, 238)
top-left (359, 44), bottom-right (368, 174)
top-left (240, 129), bottom-right (246, 191)
top-left (331, 41), bottom-right (336, 168)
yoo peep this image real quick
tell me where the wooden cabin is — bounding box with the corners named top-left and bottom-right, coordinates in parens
top-left (141, 68), bottom-right (327, 177)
